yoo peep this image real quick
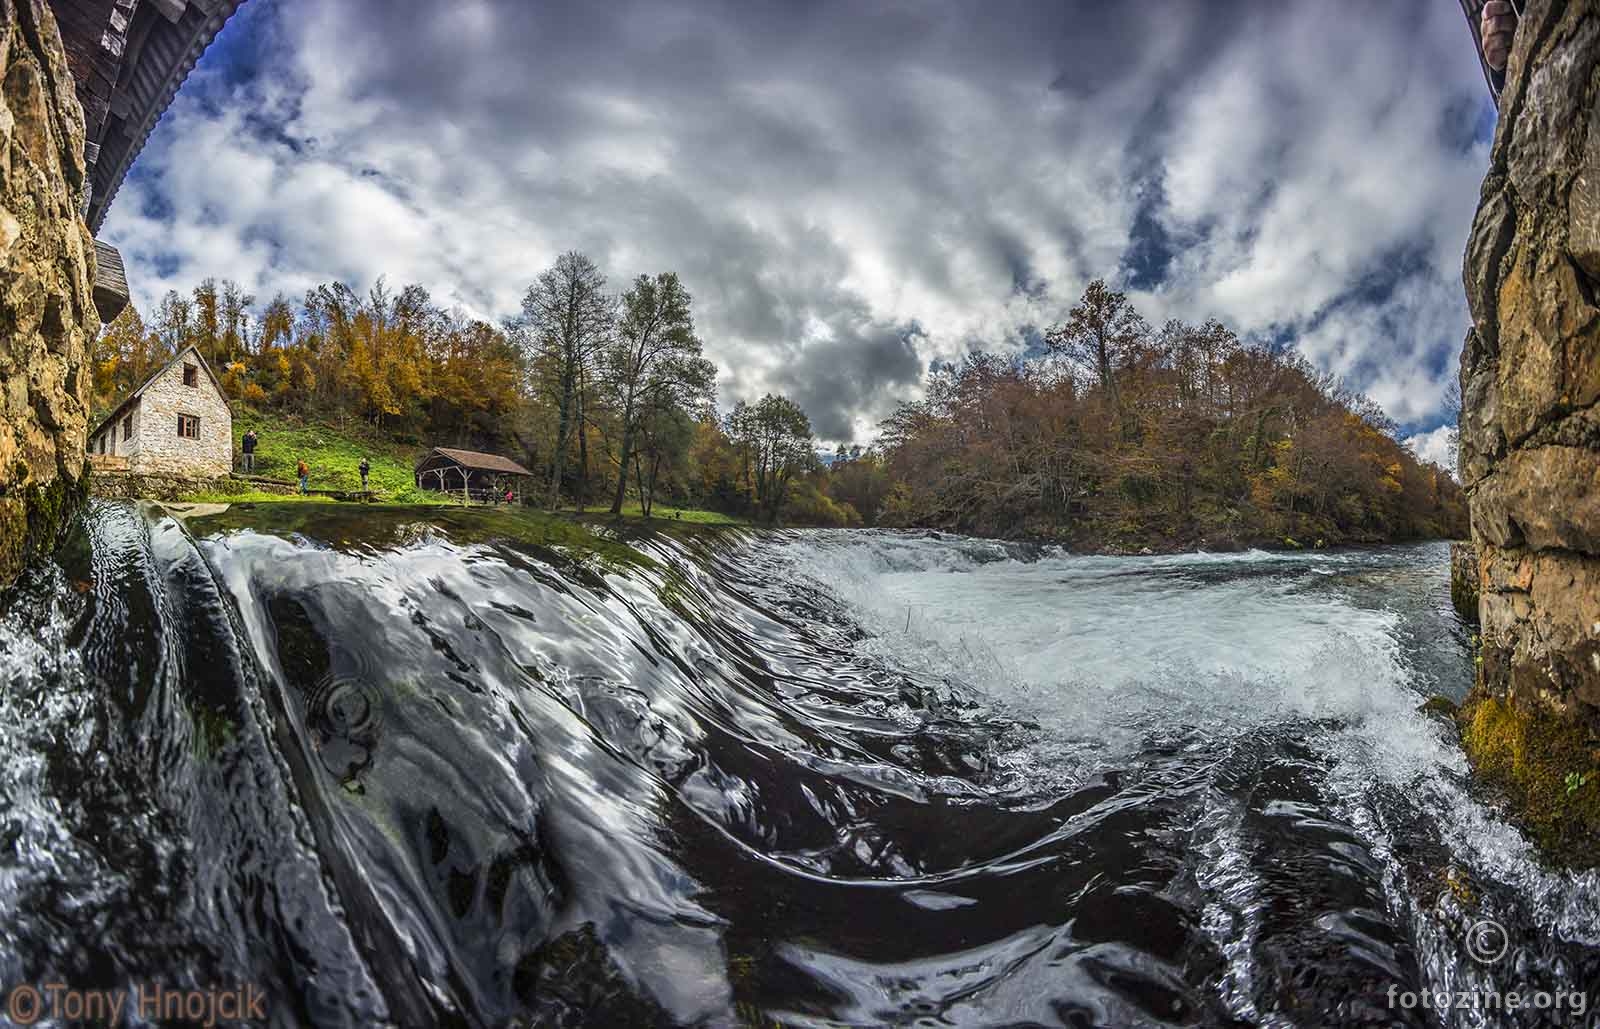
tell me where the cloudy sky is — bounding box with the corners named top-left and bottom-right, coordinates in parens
top-left (101, 0), bottom-right (1494, 456)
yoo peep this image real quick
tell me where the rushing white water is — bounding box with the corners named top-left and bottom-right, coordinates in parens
top-left (755, 531), bottom-right (1600, 1025)
top-left (4, 509), bottom-right (1596, 1027)
top-left (772, 533), bottom-right (1431, 779)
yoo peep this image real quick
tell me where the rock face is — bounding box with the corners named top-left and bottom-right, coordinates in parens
top-left (1459, 0), bottom-right (1600, 861)
top-left (1449, 541), bottom-right (1480, 624)
top-left (0, 0), bottom-right (97, 589)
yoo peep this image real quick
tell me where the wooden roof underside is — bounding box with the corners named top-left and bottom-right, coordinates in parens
top-left (50, 0), bottom-right (246, 232)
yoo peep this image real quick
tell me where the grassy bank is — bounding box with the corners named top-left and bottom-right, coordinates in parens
top-left (606, 501), bottom-right (747, 525)
top-left (228, 414), bottom-right (430, 501)
top-left (185, 501), bottom-right (689, 573)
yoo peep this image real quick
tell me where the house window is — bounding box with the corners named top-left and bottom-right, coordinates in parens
top-left (122, 415), bottom-right (133, 441)
top-left (183, 364), bottom-right (199, 387)
top-left (177, 414), bottom-right (201, 439)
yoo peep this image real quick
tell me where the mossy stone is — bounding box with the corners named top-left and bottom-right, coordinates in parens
top-left (1457, 690), bottom-right (1600, 868)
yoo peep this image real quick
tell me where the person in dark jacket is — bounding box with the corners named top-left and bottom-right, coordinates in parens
top-left (241, 429), bottom-right (258, 473)
top-left (359, 457), bottom-right (371, 492)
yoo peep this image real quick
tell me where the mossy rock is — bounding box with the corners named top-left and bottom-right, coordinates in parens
top-left (1418, 695), bottom-right (1460, 719)
top-left (1457, 690), bottom-right (1600, 868)
top-left (0, 474), bottom-right (86, 590)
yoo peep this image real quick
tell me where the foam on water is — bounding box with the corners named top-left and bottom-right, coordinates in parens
top-left (762, 529), bottom-right (1600, 1022)
top-left (5, 508), bottom-right (1597, 1026)
top-left (772, 532), bottom-right (1428, 776)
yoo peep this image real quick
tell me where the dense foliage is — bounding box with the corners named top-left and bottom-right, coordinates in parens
top-left (875, 280), bottom-right (1466, 548)
top-left (91, 260), bottom-right (834, 522)
top-left (92, 272), bottom-right (1462, 544)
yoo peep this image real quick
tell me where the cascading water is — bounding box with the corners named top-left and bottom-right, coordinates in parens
top-left (0, 502), bottom-right (1595, 1027)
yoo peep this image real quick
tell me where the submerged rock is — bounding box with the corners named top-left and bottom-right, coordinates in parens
top-left (1458, 0), bottom-right (1600, 860)
top-left (0, 0), bottom-right (97, 589)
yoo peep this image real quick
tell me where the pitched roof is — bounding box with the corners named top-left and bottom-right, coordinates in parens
top-left (89, 345), bottom-right (226, 440)
top-left (418, 447), bottom-right (535, 476)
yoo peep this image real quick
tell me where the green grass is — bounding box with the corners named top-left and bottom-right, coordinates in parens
top-left (226, 414), bottom-right (749, 522)
top-left (180, 489), bottom-right (335, 504)
top-left (188, 502), bottom-right (657, 573)
top-left (231, 414), bottom-right (432, 502)
top-left (605, 501), bottom-right (749, 525)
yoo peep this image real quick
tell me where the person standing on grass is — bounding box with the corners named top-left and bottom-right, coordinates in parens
top-left (241, 429), bottom-right (258, 474)
top-left (297, 458), bottom-right (309, 495)
top-left (359, 457), bottom-right (371, 493)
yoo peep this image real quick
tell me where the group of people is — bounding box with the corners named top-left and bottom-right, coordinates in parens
top-left (239, 428), bottom-right (372, 496)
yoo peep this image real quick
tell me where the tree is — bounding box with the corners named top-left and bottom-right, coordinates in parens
top-left (743, 393), bottom-right (814, 522)
top-left (154, 290), bottom-right (192, 353)
top-left (603, 272), bottom-right (716, 514)
top-left (633, 398), bottom-right (695, 516)
top-left (192, 278), bottom-right (221, 365)
top-left (258, 294), bottom-right (295, 350)
top-left (515, 252), bottom-right (614, 508)
top-left (90, 304), bottom-right (161, 417)
top-left (1045, 279), bottom-right (1147, 424)
top-left (220, 279), bottom-right (255, 361)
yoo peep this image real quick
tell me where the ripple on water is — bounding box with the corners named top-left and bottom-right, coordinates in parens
top-left (0, 510), bottom-right (1594, 1027)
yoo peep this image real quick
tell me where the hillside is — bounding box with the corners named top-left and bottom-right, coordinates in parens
top-left (227, 414), bottom-right (429, 501)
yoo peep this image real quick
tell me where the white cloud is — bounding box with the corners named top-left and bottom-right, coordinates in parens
top-left (100, 0), bottom-right (1493, 442)
top-left (1405, 424), bottom-right (1459, 476)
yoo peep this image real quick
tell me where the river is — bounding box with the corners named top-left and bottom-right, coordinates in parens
top-left (0, 503), bottom-right (1595, 1027)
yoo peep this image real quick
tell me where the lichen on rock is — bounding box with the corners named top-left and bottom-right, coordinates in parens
top-left (1458, 0), bottom-right (1600, 863)
top-left (0, 0), bottom-right (97, 589)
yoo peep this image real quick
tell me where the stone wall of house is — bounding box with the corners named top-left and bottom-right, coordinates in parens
top-left (0, 0), bottom-right (100, 589)
top-left (89, 402), bottom-right (137, 459)
top-left (1457, 0), bottom-right (1600, 861)
top-left (127, 357), bottom-right (232, 476)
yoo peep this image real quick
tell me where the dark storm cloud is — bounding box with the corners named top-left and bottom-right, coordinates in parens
top-left (104, 0), bottom-right (1493, 443)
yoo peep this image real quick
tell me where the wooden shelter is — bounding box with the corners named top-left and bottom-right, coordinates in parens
top-left (415, 447), bottom-right (534, 503)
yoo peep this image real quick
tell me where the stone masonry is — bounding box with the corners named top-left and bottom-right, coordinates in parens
top-left (1461, 0), bottom-right (1600, 721)
top-left (0, 0), bottom-right (100, 589)
top-left (88, 349), bottom-right (232, 476)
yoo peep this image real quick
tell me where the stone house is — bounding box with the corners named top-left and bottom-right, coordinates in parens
top-left (87, 346), bottom-right (233, 476)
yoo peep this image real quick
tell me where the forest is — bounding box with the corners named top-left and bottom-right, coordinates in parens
top-left (91, 264), bottom-right (1463, 547)
top-left (877, 280), bottom-right (1466, 548)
